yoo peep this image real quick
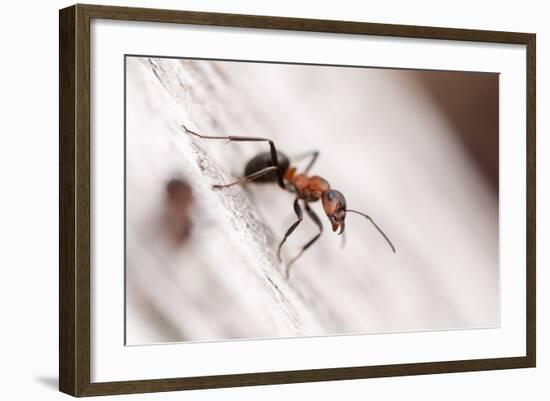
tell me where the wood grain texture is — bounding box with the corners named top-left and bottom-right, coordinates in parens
top-left (78, 3), bottom-right (533, 43)
top-left (59, 3), bottom-right (536, 397)
top-left (59, 5), bottom-right (76, 396)
top-left (526, 34), bottom-right (536, 367)
top-left (59, 4), bottom-right (92, 396)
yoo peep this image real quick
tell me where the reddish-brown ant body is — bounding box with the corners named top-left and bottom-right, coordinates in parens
top-left (182, 124), bottom-right (395, 278)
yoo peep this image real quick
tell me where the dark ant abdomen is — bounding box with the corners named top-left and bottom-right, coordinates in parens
top-left (244, 151), bottom-right (290, 183)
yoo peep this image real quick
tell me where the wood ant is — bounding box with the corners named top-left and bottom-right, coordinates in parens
top-left (182, 123), bottom-right (395, 278)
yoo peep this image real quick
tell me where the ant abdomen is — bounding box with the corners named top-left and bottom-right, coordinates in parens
top-left (244, 151), bottom-right (290, 183)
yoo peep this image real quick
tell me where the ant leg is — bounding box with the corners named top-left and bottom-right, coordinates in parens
top-left (277, 198), bottom-right (303, 264)
top-left (285, 202), bottom-right (323, 278)
top-left (212, 166), bottom-right (278, 189)
top-left (181, 123), bottom-right (286, 189)
top-left (292, 150), bottom-right (319, 174)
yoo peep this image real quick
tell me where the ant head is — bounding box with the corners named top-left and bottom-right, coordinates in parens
top-left (321, 190), bottom-right (347, 235)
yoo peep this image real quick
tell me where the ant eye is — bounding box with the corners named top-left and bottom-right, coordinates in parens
top-left (333, 190), bottom-right (347, 210)
top-left (326, 191), bottom-right (335, 201)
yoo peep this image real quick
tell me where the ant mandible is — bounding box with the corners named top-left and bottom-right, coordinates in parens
top-left (182, 123), bottom-right (395, 278)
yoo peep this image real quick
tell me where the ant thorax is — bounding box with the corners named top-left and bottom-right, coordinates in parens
top-left (285, 167), bottom-right (330, 202)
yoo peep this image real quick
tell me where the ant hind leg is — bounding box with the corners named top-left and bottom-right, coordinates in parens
top-left (292, 150), bottom-right (320, 174)
top-left (181, 123), bottom-right (286, 189)
top-left (212, 166), bottom-right (278, 189)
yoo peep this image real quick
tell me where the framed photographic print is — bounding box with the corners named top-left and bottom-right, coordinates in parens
top-left (59, 4), bottom-right (536, 397)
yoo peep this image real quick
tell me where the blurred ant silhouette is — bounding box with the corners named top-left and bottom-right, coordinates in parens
top-left (182, 123), bottom-right (395, 278)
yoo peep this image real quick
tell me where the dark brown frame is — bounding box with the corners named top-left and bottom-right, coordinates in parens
top-left (59, 3), bottom-right (536, 397)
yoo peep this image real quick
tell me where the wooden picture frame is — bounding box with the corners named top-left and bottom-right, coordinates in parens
top-left (59, 3), bottom-right (536, 397)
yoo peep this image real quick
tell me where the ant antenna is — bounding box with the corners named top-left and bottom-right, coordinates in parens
top-left (347, 209), bottom-right (396, 253)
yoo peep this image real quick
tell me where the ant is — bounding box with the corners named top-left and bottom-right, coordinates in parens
top-left (182, 123), bottom-right (395, 278)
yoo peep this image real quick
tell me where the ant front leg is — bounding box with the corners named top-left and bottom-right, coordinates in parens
top-left (181, 123), bottom-right (286, 189)
top-left (286, 202), bottom-right (323, 278)
top-left (277, 198), bottom-right (303, 267)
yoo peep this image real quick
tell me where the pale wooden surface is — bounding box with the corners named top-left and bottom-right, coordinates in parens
top-left (125, 57), bottom-right (499, 344)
